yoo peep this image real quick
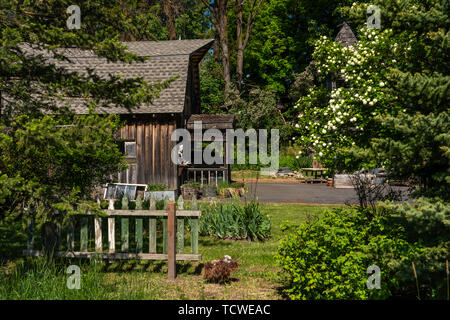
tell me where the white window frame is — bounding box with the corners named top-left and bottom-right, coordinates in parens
top-left (104, 183), bottom-right (147, 200)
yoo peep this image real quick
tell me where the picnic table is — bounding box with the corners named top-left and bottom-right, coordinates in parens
top-left (301, 168), bottom-right (328, 183)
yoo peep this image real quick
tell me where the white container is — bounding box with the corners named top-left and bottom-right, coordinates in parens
top-left (333, 174), bottom-right (354, 189)
top-left (333, 173), bottom-right (381, 188)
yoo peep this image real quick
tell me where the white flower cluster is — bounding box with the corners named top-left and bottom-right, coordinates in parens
top-left (292, 27), bottom-right (400, 159)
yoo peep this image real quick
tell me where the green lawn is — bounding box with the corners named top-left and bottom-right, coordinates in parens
top-left (0, 204), bottom-right (336, 300)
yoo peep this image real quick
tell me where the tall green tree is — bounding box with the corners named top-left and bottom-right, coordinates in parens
top-left (176, 0), bottom-right (213, 40)
top-left (0, 1), bottom-right (167, 241)
top-left (293, 0), bottom-right (449, 199)
top-left (244, 0), bottom-right (353, 95)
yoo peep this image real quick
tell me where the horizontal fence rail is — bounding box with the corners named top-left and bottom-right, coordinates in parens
top-left (23, 195), bottom-right (202, 265)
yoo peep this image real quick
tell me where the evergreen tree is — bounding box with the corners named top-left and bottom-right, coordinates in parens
top-left (0, 1), bottom-right (166, 231)
top-left (293, 0), bottom-right (449, 199)
top-left (346, 0), bottom-right (449, 198)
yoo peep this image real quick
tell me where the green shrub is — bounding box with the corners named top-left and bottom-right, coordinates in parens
top-left (378, 198), bottom-right (450, 299)
top-left (217, 181), bottom-right (232, 188)
top-left (276, 206), bottom-right (415, 299)
top-left (295, 155), bottom-right (313, 169)
top-left (197, 200), bottom-right (271, 241)
top-left (182, 181), bottom-right (201, 188)
top-left (276, 199), bottom-right (450, 300)
top-left (99, 200), bottom-right (109, 209)
top-left (379, 198), bottom-right (450, 246)
top-left (146, 183), bottom-right (167, 191)
top-left (230, 181), bottom-right (246, 189)
top-left (230, 152), bottom-right (312, 171)
top-left (279, 155), bottom-right (312, 171)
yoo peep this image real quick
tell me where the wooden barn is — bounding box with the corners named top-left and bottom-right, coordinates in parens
top-left (36, 39), bottom-right (235, 192)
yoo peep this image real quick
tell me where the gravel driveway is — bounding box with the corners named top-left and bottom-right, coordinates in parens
top-left (244, 182), bottom-right (410, 204)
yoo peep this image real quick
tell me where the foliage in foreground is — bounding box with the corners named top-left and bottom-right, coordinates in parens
top-left (198, 200), bottom-right (271, 241)
top-left (1, 258), bottom-right (107, 300)
top-left (0, 1), bottom-right (167, 244)
top-left (276, 199), bottom-right (450, 300)
top-left (0, 257), bottom-right (167, 300)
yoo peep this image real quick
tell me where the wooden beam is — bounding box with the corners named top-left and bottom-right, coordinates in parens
top-left (94, 218), bottom-right (102, 252)
top-left (108, 218), bottom-right (115, 253)
top-left (187, 167), bottom-right (227, 171)
top-left (102, 210), bottom-right (201, 217)
top-left (23, 250), bottom-right (201, 261)
top-left (167, 202), bottom-right (176, 281)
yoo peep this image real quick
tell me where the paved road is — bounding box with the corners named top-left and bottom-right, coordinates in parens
top-left (245, 182), bottom-right (409, 204)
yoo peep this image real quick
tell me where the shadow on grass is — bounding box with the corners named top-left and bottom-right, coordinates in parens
top-left (98, 259), bottom-right (204, 276)
top-left (199, 238), bottom-right (233, 247)
top-left (203, 277), bottom-right (240, 285)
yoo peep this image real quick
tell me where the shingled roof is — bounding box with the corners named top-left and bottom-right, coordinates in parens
top-left (187, 114), bottom-right (236, 129)
top-left (335, 22), bottom-right (357, 47)
top-left (24, 39), bottom-right (214, 114)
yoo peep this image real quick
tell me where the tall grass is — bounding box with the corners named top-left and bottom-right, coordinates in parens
top-left (0, 257), bottom-right (155, 299)
top-left (198, 200), bottom-right (271, 241)
top-left (1, 258), bottom-right (103, 299)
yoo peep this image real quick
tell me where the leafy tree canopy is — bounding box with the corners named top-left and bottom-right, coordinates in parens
top-left (292, 0), bottom-right (449, 199)
top-left (0, 1), bottom-right (168, 226)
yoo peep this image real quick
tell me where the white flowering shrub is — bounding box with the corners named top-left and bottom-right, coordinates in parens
top-left (293, 25), bottom-right (404, 171)
top-left (293, 0), bottom-right (449, 199)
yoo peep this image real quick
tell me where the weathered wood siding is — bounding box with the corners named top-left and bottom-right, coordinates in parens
top-left (119, 115), bottom-right (178, 189)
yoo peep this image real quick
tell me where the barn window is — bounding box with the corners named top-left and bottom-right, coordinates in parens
top-left (124, 141), bottom-right (136, 159)
top-left (117, 140), bottom-right (137, 184)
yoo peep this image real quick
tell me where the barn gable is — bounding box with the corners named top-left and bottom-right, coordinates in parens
top-left (335, 22), bottom-right (357, 48)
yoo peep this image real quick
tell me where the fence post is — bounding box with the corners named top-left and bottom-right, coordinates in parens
top-left (167, 202), bottom-right (176, 280)
top-left (149, 194), bottom-right (157, 253)
top-left (94, 217), bottom-right (102, 253)
top-left (176, 195), bottom-right (184, 254)
top-left (108, 199), bottom-right (115, 253)
top-left (121, 196), bottom-right (129, 252)
top-left (135, 196), bottom-right (143, 253)
top-left (163, 196), bottom-right (169, 254)
top-left (190, 196), bottom-right (199, 254)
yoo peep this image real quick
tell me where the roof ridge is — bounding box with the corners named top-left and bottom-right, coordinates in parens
top-left (123, 38), bottom-right (214, 44)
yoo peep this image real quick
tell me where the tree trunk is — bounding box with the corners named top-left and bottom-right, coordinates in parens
top-left (202, 0), bottom-right (231, 93)
top-left (236, 0), bottom-right (244, 91)
top-left (219, 32), bottom-right (231, 92)
top-left (163, 0), bottom-right (178, 40)
top-left (217, 0), bottom-right (231, 93)
top-left (235, 0), bottom-right (264, 92)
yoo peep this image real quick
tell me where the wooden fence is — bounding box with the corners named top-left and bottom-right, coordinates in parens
top-left (23, 195), bottom-right (201, 280)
